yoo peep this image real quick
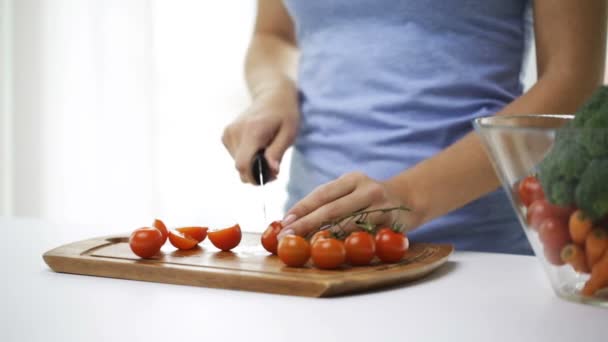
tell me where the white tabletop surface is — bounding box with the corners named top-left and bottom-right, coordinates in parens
top-left (1, 217), bottom-right (606, 342)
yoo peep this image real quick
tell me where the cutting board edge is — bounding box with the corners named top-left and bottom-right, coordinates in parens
top-left (43, 252), bottom-right (333, 297)
top-left (318, 244), bottom-right (453, 297)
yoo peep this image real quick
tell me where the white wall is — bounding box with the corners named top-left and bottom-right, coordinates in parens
top-left (2, 1), bottom-right (290, 234)
top-left (0, 0), bottom-right (11, 216)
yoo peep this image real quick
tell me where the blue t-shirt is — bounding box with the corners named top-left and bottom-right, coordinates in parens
top-left (282, 0), bottom-right (533, 254)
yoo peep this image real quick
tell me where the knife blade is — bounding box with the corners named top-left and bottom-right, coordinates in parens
top-left (252, 150), bottom-right (271, 224)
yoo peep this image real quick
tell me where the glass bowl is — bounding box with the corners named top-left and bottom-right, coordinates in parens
top-left (474, 114), bottom-right (608, 307)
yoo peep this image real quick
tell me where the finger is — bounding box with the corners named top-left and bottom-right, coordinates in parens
top-left (221, 124), bottom-right (238, 159)
top-left (280, 186), bottom-right (375, 238)
top-left (284, 172), bottom-right (363, 223)
top-left (265, 122), bottom-right (296, 175)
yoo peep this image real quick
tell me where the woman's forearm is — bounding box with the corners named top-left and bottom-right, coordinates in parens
top-left (386, 73), bottom-right (604, 228)
top-left (386, 0), bottom-right (606, 229)
top-left (245, 33), bottom-right (298, 99)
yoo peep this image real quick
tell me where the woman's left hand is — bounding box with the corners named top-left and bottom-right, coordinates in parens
top-left (277, 172), bottom-right (412, 239)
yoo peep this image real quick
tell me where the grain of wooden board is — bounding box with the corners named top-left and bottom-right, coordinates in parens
top-left (43, 232), bottom-right (454, 297)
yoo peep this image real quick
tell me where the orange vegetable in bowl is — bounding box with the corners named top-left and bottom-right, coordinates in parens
top-left (560, 244), bottom-right (589, 273)
top-left (582, 252), bottom-right (608, 297)
top-left (585, 228), bottom-right (608, 267)
top-left (569, 210), bottom-right (593, 245)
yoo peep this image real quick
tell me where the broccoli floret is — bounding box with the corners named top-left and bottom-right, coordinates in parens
top-left (572, 86), bottom-right (608, 128)
top-left (575, 158), bottom-right (608, 221)
top-left (549, 180), bottom-right (577, 206)
top-left (581, 113), bottom-right (608, 157)
top-left (553, 138), bottom-right (590, 181)
top-left (538, 86), bottom-right (608, 209)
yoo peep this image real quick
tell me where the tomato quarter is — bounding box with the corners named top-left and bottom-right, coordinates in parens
top-left (129, 227), bottom-right (164, 258)
top-left (277, 235), bottom-right (310, 267)
top-left (261, 221), bottom-right (283, 254)
top-left (152, 218), bottom-right (168, 245)
top-left (345, 231), bottom-right (376, 266)
top-left (176, 226), bottom-right (208, 243)
top-left (311, 238), bottom-right (346, 270)
top-left (375, 228), bottom-right (409, 263)
top-left (208, 224), bottom-right (242, 251)
top-left (168, 230), bottom-right (199, 250)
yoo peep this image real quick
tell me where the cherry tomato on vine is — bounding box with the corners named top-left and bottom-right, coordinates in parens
top-left (152, 218), bottom-right (168, 245)
top-left (208, 224), bottom-right (242, 251)
top-left (168, 230), bottom-right (199, 250)
top-left (375, 228), bottom-right (409, 263)
top-left (311, 238), bottom-right (346, 269)
top-left (129, 227), bottom-right (164, 258)
top-left (310, 230), bottom-right (331, 245)
top-left (277, 235), bottom-right (310, 267)
top-left (345, 231), bottom-right (376, 266)
top-left (176, 226), bottom-right (208, 243)
top-left (261, 221), bottom-right (283, 254)
top-left (517, 176), bottom-right (545, 207)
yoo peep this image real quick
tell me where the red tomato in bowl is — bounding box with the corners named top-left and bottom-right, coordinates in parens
top-left (261, 221), bottom-right (283, 255)
top-left (517, 176), bottom-right (545, 207)
top-left (208, 224), bottom-right (242, 251)
top-left (526, 199), bottom-right (573, 230)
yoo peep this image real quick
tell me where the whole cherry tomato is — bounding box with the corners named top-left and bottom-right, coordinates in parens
top-left (310, 230), bottom-right (331, 245)
top-left (345, 231), bottom-right (376, 266)
top-left (538, 217), bottom-right (571, 252)
top-left (129, 227), bottom-right (164, 258)
top-left (176, 226), bottom-right (208, 243)
top-left (168, 230), bottom-right (199, 250)
top-left (375, 228), bottom-right (409, 263)
top-left (277, 235), bottom-right (310, 267)
top-left (153, 219), bottom-right (168, 245)
top-left (311, 238), bottom-right (346, 270)
top-left (517, 176), bottom-right (545, 207)
top-left (208, 224), bottom-right (242, 251)
top-left (261, 221), bottom-right (283, 255)
top-left (526, 199), bottom-right (573, 230)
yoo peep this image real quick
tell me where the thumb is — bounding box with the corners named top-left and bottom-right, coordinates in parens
top-left (265, 123), bottom-right (296, 175)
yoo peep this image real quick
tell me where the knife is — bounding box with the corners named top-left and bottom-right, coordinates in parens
top-left (251, 149), bottom-right (271, 223)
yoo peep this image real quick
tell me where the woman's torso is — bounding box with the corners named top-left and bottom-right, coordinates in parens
top-left (282, 0), bottom-right (533, 254)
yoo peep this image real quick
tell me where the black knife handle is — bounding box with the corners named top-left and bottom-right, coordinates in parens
top-left (251, 149), bottom-right (271, 185)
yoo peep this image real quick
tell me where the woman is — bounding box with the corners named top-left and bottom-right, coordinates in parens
top-left (222, 0), bottom-right (606, 254)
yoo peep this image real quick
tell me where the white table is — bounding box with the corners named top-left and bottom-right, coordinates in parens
top-left (0, 217), bottom-right (605, 342)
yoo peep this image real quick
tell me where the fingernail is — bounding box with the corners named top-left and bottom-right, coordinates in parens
top-left (282, 214), bottom-right (296, 226)
top-left (277, 229), bottom-right (295, 240)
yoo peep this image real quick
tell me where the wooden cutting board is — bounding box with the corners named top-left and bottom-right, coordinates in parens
top-left (43, 232), bottom-right (453, 297)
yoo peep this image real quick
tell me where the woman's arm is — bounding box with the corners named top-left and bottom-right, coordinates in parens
top-left (278, 0), bottom-right (606, 237)
top-left (388, 0), bottom-right (607, 228)
top-left (245, 0), bottom-right (298, 97)
top-left (222, 0), bottom-right (300, 183)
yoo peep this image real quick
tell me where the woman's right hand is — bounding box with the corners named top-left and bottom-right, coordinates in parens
top-left (222, 81), bottom-right (300, 184)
